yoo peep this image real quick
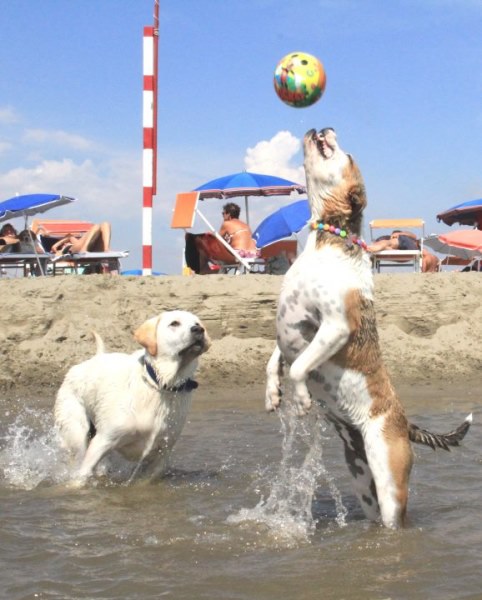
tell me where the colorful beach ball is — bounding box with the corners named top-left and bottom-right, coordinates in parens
top-left (273, 51), bottom-right (326, 108)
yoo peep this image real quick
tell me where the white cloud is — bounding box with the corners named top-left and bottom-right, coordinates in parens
top-left (23, 128), bottom-right (94, 151)
top-left (0, 156), bottom-right (141, 220)
top-left (244, 130), bottom-right (305, 185)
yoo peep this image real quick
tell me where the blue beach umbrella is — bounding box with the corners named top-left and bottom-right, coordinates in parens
top-left (0, 193), bottom-right (75, 276)
top-left (194, 171), bottom-right (305, 224)
top-left (437, 198), bottom-right (482, 229)
top-left (252, 199), bottom-right (310, 248)
top-left (194, 171), bottom-right (305, 199)
top-left (0, 193), bottom-right (75, 223)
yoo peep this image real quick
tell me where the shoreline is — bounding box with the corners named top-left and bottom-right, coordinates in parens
top-left (1, 273), bottom-right (481, 396)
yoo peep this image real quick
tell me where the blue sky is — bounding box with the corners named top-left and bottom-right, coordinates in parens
top-left (1, 0), bottom-right (481, 273)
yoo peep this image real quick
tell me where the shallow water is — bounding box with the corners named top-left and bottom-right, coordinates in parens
top-left (0, 382), bottom-right (480, 600)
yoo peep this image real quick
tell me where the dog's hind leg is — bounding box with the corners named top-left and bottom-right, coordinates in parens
top-left (363, 415), bottom-right (413, 529)
top-left (328, 416), bottom-right (380, 522)
top-left (54, 389), bottom-right (91, 464)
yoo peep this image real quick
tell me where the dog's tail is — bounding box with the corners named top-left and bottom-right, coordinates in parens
top-left (408, 413), bottom-right (472, 451)
top-left (91, 331), bottom-right (106, 354)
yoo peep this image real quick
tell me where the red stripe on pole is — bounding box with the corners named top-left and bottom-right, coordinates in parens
top-left (143, 128), bottom-right (154, 149)
top-left (143, 26), bottom-right (155, 36)
top-left (142, 245), bottom-right (153, 269)
top-left (143, 76), bottom-right (154, 91)
top-left (143, 187), bottom-right (153, 207)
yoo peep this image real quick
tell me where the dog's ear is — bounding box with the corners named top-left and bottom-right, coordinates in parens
top-left (134, 316), bottom-right (160, 356)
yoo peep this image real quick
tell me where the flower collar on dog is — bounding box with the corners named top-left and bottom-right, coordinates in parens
top-left (142, 357), bottom-right (198, 392)
top-left (310, 220), bottom-right (368, 251)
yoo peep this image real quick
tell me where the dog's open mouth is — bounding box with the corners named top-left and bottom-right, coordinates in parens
top-left (313, 127), bottom-right (337, 159)
top-left (179, 338), bottom-right (206, 356)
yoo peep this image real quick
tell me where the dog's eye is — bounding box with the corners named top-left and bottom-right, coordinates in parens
top-left (169, 320), bottom-right (181, 327)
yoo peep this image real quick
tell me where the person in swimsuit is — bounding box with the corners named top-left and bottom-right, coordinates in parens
top-left (0, 223), bottom-right (20, 252)
top-left (367, 229), bottom-right (439, 272)
top-left (51, 222), bottom-right (111, 255)
top-left (194, 202), bottom-right (259, 274)
top-left (219, 202), bottom-right (258, 257)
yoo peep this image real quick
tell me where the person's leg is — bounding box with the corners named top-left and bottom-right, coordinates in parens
top-left (69, 225), bottom-right (99, 252)
top-left (98, 222), bottom-right (111, 251)
top-left (422, 250), bottom-right (439, 273)
top-left (70, 223), bottom-right (111, 253)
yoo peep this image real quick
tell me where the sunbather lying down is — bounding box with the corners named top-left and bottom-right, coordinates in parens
top-left (367, 229), bottom-right (439, 273)
top-left (51, 222), bottom-right (111, 255)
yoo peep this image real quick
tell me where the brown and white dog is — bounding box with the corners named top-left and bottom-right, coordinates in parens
top-left (265, 127), bottom-right (471, 529)
top-left (55, 310), bottom-right (210, 486)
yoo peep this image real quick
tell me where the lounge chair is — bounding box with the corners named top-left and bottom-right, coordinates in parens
top-left (369, 218), bottom-right (425, 273)
top-left (439, 256), bottom-right (481, 271)
top-left (171, 192), bottom-right (257, 273)
top-left (0, 228), bottom-right (51, 276)
top-left (0, 251), bottom-right (52, 277)
top-left (32, 219), bottom-right (129, 275)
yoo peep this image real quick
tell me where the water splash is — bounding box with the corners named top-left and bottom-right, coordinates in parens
top-left (0, 407), bottom-right (70, 489)
top-left (229, 400), bottom-right (347, 545)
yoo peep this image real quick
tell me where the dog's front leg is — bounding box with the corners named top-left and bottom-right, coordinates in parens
top-left (265, 345), bottom-right (284, 412)
top-left (71, 434), bottom-right (115, 486)
top-left (289, 320), bottom-right (350, 415)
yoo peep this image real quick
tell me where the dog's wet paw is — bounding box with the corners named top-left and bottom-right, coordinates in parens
top-left (265, 385), bottom-right (282, 412)
top-left (293, 383), bottom-right (312, 416)
top-left (264, 377), bottom-right (283, 412)
top-left (64, 478), bottom-right (87, 490)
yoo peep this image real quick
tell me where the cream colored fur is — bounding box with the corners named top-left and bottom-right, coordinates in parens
top-left (55, 310), bottom-right (210, 487)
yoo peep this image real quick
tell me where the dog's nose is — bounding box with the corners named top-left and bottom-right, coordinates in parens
top-left (191, 324), bottom-right (204, 336)
top-left (320, 127), bottom-right (335, 137)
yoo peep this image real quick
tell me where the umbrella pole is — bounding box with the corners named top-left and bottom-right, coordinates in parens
top-left (27, 226), bottom-right (45, 276)
top-left (21, 215), bottom-right (45, 276)
top-left (244, 196), bottom-right (249, 225)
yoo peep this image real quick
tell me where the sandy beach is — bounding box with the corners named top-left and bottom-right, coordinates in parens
top-left (0, 272), bottom-right (481, 395)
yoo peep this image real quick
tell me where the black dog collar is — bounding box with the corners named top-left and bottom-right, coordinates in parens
top-left (143, 358), bottom-right (198, 392)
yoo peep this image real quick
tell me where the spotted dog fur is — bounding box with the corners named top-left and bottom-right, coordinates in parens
top-left (265, 127), bottom-right (472, 529)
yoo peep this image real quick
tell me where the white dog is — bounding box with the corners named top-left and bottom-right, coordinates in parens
top-left (55, 310), bottom-right (210, 486)
top-left (266, 127), bottom-right (471, 528)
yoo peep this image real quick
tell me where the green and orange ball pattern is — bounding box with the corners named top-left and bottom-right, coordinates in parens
top-left (274, 51), bottom-right (326, 108)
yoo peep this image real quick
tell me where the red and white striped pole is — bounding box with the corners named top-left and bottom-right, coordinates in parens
top-left (142, 1), bottom-right (159, 275)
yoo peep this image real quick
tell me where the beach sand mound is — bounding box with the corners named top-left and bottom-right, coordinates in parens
top-left (0, 273), bottom-right (481, 394)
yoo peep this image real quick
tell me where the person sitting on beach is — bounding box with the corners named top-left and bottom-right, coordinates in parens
top-left (195, 203), bottom-right (259, 274)
top-left (219, 202), bottom-right (259, 255)
top-left (51, 222), bottom-right (111, 256)
top-left (0, 223), bottom-right (20, 252)
top-left (367, 229), bottom-right (439, 273)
